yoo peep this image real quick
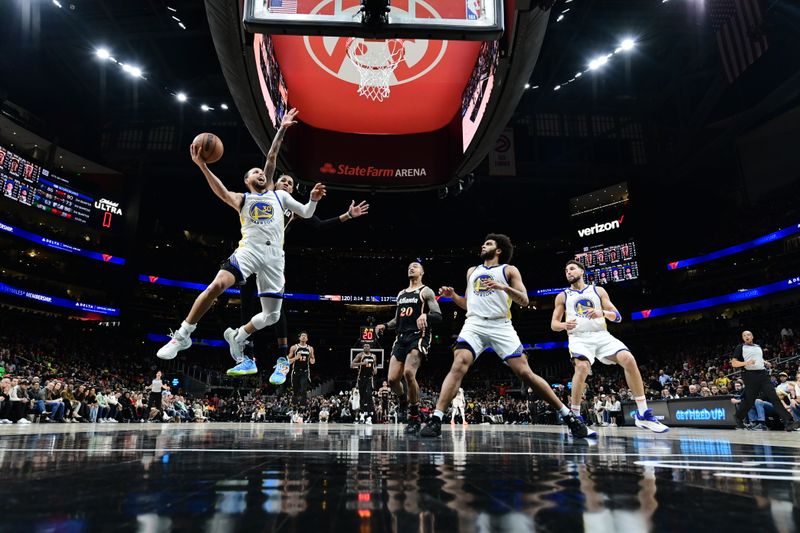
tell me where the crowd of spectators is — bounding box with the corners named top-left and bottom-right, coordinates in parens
top-left (1, 311), bottom-right (799, 430)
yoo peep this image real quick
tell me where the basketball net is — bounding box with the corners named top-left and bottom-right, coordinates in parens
top-left (345, 37), bottom-right (406, 102)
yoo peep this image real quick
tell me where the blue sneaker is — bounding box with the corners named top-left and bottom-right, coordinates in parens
top-left (269, 357), bottom-right (290, 385)
top-left (227, 357), bottom-right (258, 376)
top-left (634, 408), bottom-right (669, 433)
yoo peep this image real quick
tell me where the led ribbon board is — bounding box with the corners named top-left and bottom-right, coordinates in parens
top-left (0, 282), bottom-right (120, 316)
top-left (667, 223), bottom-right (800, 270)
top-left (0, 220), bottom-right (124, 265)
top-left (632, 275), bottom-right (800, 320)
top-left (140, 274), bottom-right (566, 301)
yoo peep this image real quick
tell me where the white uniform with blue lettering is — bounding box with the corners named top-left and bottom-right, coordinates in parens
top-left (564, 285), bottom-right (627, 365)
top-left (456, 264), bottom-right (524, 360)
top-left (228, 190), bottom-right (317, 297)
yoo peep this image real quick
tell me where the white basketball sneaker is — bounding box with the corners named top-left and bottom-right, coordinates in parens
top-left (634, 409), bottom-right (669, 433)
top-left (156, 330), bottom-right (191, 360)
top-left (224, 327), bottom-right (245, 363)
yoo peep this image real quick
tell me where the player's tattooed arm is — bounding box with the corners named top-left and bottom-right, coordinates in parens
top-left (263, 108), bottom-right (298, 182)
top-left (416, 287), bottom-right (442, 330)
top-left (376, 294), bottom-right (401, 336)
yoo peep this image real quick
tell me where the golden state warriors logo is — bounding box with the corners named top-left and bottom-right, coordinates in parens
top-left (472, 274), bottom-right (495, 297)
top-left (249, 202), bottom-right (274, 224)
top-left (574, 298), bottom-right (596, 318)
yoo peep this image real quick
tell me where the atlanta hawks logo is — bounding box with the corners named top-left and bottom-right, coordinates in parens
top-left (302, 0), bottom-right (447, 88)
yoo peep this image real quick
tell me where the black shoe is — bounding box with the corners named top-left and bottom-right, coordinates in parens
top-left (563, 412), bottom-right (592, 438)
top-left (404, 416), bottom-right (421, 434)
top-left (397, 403), bottom-right (408, 424)
top-left (419, 416), bottom-right (442, 438)
top-left (735, 418), bottom-right (746, 430)
top-left (784, 421), bottom-right (800, 432)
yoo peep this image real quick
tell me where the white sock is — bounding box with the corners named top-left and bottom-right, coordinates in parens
top-left (635, 396), bottom-right (648, 415)
top-left (570, 405), bottom-right (581, 416)
top-left (234, 326), bottom-right (251, 343)
top-left (433, 410), bottom-right (443, 420)
top-left (178, 321), bottom-right (196, 338)
top-left (559, 406), bottom-right (571, 417)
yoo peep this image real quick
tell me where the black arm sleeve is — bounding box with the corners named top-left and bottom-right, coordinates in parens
top-left (732, 344), bottom-right (744, 361)
top-left (426, 311), bottom-right (442, 324)
top-left (304, 215), bottom-right (342, 230)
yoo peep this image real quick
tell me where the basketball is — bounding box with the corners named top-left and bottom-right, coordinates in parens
top-left (192, 132), bottom-right (224, 164)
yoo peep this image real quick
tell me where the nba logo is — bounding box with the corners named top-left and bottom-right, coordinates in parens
top-left (466, 0), bottom-right (481, 20)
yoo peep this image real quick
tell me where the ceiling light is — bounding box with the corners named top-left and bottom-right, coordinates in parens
top-left (220, 103), bottom-right (229, 110)
top-left (95, 48), bottom-right (111, 60)
top-left (201, 104), bottom-right (211, 112)
top-left (176, 92), bottom-right (188, 102)
top-left (556, 14), bottom-right (564, 22)
top-left (620, 38), bottom-right (635, 51)
top-left (588, 56), bottom-right (608, 70)
top-left (524, 83), bottom-right (530, 89)
top-left (554, 85), bottom-right (561, 91)
top-left (121, 64), bottom-right (143, 78)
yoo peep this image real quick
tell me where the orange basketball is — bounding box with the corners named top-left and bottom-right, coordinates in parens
top-left (192, 132), bottom-right (224, 164)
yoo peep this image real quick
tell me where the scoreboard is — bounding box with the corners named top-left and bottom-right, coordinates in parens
top-left (575, 241), bottom-right (639, 285)
top-left (0, 145), bottom-right (123, 231)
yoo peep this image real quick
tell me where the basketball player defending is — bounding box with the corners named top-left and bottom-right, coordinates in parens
top-left (156, 109), bottom-right (327, 376)
top-left (552, 260), bottom-right (668, 433)
top-left (288, 331), bottom-right (315, 402)
top-left (420, 234), bottom-right (590, 438)
top-left (270, 174), bottom-right (369, 355)
top-left (375, 261), bottom-right (442, 434)
top-left (450, 387), bottom-right (467, 427)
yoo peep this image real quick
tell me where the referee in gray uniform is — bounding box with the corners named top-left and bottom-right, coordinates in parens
top-left (731, 330), bottom-right (799, 431)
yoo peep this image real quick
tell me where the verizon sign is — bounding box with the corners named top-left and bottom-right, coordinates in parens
top-left (578, 214), bottom-right (624, 238)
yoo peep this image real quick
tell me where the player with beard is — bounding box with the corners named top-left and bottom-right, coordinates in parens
top-left (236, 173), bottom-right (370, 366)
top-left (157, 109), bottom-right (327, 377)
top-left (420, 234), bottom-right (591, 438)
top-left (376, 261), bottom-right (442, 433)
top-left (552, 260), bottom-right (668, 433)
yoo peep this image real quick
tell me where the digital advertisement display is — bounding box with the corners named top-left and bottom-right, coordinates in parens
top-left (575, 241), bottom-right (639, 285)
top-left (0, 145), bottom-right (124, 231)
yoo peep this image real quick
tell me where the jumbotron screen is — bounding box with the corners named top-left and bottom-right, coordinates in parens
top-left (575, 241), bottom-right (639, 285)
top-left (0, 145), bottom-right (123, 231)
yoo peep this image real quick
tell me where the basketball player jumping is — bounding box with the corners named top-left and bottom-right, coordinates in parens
top-left (552, 260), bottom-right (668, 433)
top-left (287, 331), bottom-right (315, 402)
top-left (235, 173), bottom-right (369, 367)
top-left (419, 234), bottom-right (591, 438)
top-left (375, 261), bottom-right (442, 434)
top-left (156, 109), bottom-right (327, 377)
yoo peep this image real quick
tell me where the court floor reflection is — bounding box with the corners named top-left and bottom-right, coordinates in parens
top-left (0, 424), bottom-right (798, 532)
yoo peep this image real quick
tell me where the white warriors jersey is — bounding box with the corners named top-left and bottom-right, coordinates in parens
top-left (564, 285), bottom-right (607, 335)
top-left (238, 190), bottom-right (305, 250)
top-left (466, 264), bottom-right (512, 320)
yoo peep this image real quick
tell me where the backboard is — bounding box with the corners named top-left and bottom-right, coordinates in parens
top-left (243, 0), bottom-right (503, 40)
